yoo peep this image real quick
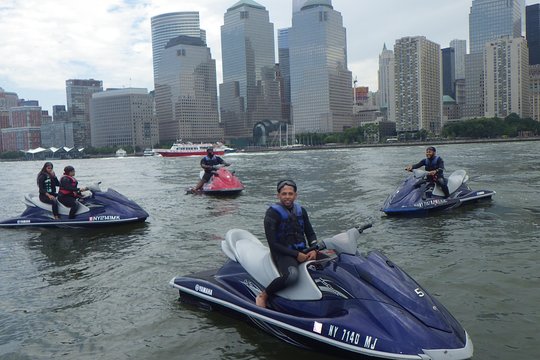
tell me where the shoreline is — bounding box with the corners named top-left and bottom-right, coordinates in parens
top-left (240, 136), bottom-right (540, 153)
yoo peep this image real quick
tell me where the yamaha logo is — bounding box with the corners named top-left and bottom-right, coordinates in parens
top-left (195, 284), bottom-right (213, 296)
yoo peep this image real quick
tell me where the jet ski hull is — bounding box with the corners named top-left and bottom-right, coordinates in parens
top-left (201, 167), bottom-right (245, 196)
top-left (171, 254), bottom-right (473, 360)
top-left (0, 188), bottom-right (148, 228)
top-left (382, 170), bottom-right (495, 216)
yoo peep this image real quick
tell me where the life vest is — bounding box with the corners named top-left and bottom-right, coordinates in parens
top-left (202, 155), bottom-right (222, 172)
top-left (59, 175), bottom-right (78, 197)
top-left (424, 156), bottom-right (440, 171)
top-left (270, 203), bottom-right (306, 251)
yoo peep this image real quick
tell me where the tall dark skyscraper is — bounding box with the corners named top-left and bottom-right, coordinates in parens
top-left (526, 4), bottom-right (540, 65)
top-left (219, 0), bottom-right (282, 145)
top-left (442, 47), bottom-right (456, 100)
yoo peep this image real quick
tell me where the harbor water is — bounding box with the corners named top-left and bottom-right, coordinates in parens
top-left (0, 141), bottom-right (538, 360)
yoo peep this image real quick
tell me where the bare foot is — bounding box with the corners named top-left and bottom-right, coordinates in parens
top-left (256, 292), bottom-right (268, 308)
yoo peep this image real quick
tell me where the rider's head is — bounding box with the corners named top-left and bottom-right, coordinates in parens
top-left (276, 179), bottom-right (297, 208)
top-left (206, 147), bottom-right (214, 157)
top-left (425, 146), bottom-right (436, 158)
top-left (64, 165), bottom-right (75, 175)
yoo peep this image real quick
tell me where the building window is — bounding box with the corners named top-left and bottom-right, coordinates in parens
top-left (240, 11), bottom-right (249, 19)
top-left (177, 49), bottom-right (186, 56)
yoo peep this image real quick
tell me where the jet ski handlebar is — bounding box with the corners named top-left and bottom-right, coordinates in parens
top-left (303, 223), bottom-right (373, 255)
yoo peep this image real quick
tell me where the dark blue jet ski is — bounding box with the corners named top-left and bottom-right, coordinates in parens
top-left (170, 225), bottom-right (473, 360)
top-left (0, 183), bottom-right (148, 228)
top-left (382, 169), bottom-right (495, 216)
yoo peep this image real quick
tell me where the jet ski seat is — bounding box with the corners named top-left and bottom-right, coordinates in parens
top-left (24, 194), bottom-right (91, 216)
top-left (432, 169), bottom-right (468, 197)
top-left (222, 229), bottom-right (322, 301)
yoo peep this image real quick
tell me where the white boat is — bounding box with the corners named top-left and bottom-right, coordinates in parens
top-left (116, 148), bottom-right (127, 158)
top-left (143, 148), bottom-right (155, 156)
top-left (155, 141), bottom-right (226, 157)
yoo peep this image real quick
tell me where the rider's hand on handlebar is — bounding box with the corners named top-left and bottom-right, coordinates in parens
top-left (405, 165), bottom-right (412, 172)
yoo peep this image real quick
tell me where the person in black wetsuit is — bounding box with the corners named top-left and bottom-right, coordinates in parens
top-left (256, 179), bottom-right (324, 308)
top-left (192, 147), bottom-right (230, 192)
top-left (405, 146), bottom-right (450, 198)
top-left (36, 162), bottom-right (60, 219)
top-left (58, 166), bottom-right (88, 219)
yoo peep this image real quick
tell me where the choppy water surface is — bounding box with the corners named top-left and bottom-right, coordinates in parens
top-left (0, 141), bottom-right (538, 360)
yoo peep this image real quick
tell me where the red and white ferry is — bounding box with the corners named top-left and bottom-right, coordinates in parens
top-left (155, 141), bottom-right (226, 157)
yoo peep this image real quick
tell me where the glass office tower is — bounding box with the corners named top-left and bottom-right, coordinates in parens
top-left (155, 36), bottom-right (223, 143)
top-left (465, 0), bottom-right (524, 117)
top-left (220, 0), bottom-right (281, 143)
top-left (151, 12), bottom-right (206, 84)
top-left (289, 0), bottom-right (352, 134)
top-left (526, 4), bottom-right (540, 65)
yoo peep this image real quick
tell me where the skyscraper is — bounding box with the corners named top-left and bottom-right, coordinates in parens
top-left (278, 28), bottom-right (291, 122)
top-left (151, 12), bottom-right (206, 84)
top-left (220, 0), bottom-right (281, 144)
top-left (292, 0), bottom-right (308, 14)
top-left (449, 39), bottom-right (467, 80)
top-left (289, 0), bottom-right (352, 134)
top-left (377, 44), bottom-right (395, 122)
top-left (66, 79), bottom-right (103, 148)
top-left (154, 35), bottom-right (223, 143)
top-left (526, 4), bottom-right (540, 65)
top-left (394, 36), bottom-right (442, 134)
top-left (465, 0), bottom-right (524, 118)
top-left (484, 36), bottom-right (530, 118)
top-left (442, 47), bottom-right (456, 100)
top-left (90, 88), bottom-right (158, 149)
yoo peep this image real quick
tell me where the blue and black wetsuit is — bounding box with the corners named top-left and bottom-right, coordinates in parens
top-left (411, 156), bottom-right (450, 197)
top-left (200, 155), bottom-right (226, 182)
top-left (263, 203), bottom-right (319, 297)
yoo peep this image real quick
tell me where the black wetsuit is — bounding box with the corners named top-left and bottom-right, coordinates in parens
top-left (37, 172), bottom-right (60, 216)
top-left (263, 203), bottom-right (319, 297)
top-left (411, 156), bottom-right (450, 197)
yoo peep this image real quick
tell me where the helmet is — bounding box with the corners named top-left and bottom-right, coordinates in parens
top-left (207, 147), bottom-right (214, 153)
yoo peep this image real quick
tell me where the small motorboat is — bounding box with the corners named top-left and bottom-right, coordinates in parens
top-left (170, 225), bottom-right (473, 359)
top-left (381, 169), bottom-right (495, 216)
top-left (0, 182), bottom-right (149, 228)
top-left (187, 165), bottom-right (244, 196)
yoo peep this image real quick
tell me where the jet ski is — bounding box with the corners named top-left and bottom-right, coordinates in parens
top-left (381, 169), bottom-right (495, 216)
top-left (0, 182), bottom-right (148, 228)
top-left (169, 225), bottom-right (473, 360)
top-left (187, 164), bottom-right (244, 195)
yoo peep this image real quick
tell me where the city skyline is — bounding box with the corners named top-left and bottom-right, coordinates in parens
top-left (0, 0), bottom-right (535, 113)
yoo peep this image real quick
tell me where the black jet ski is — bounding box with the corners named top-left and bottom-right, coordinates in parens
top-left (170, 225), bottom-right (473, 359)
top-left (382, 169), bottom-right (495, 215)
top-left (0, 182), bottom-right (148, 228)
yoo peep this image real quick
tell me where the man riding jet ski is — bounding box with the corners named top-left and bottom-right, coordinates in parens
top-left (169, 224), bottom-right (474, 360)
top-left (381, 168), bottom-right (495, 215)
top-left (0, 182), bottom-right (148, 228)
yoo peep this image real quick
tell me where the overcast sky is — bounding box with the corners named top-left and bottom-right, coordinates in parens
top-left (0, 0), bottom-right (534, 113)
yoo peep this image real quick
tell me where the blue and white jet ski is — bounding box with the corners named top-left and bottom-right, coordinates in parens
top-left (170, 225), bottom-right (473, 360)
top-left (381, 169), bottom-right (495, 216)
top-left (0, 182), bottom-right (148, 228)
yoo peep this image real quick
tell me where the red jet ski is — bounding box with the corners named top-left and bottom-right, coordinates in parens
top-left (187, 165), bottom-right (245, 196)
